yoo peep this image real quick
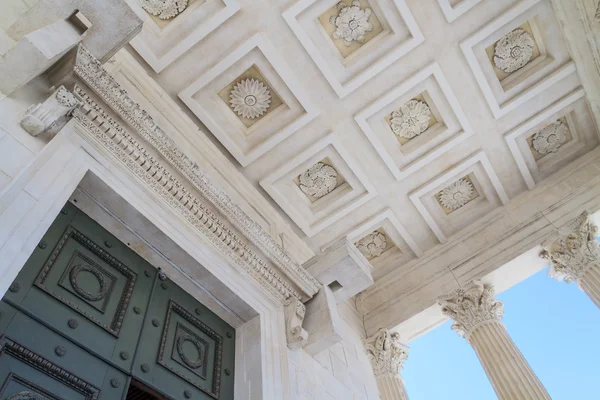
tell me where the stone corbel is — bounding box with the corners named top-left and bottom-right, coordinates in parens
top-left (284, 296), bottom-right (308, 350)
top-left (20, 86), bottom-right (79, 137)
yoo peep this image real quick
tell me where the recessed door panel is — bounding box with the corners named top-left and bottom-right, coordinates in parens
top-left (133, 276), bottom-right (235, 400)
top-left (3, 202), bottom-right (157, 371)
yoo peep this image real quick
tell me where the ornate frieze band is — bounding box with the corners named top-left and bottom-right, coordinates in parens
top-left (71, 45), bottom-right (320, 298)
top-left (72, 86), bottom-right (300, 303)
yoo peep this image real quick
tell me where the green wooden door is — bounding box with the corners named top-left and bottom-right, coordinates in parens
top-left (0, 201), bottom-right (235, 400)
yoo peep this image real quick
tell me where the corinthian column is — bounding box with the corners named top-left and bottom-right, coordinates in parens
top-left (438, 281), bottom-right (550, 400)
top-left (365, 329), bottom-right (409, 400)
top-left (541, 211), bottom-right (600, 309)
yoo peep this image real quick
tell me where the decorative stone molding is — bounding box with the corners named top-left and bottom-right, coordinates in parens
top-left (438, 280), bottom-right (504, 340)
top-left (284, 296), bottom-right (308, 350)
top-left (493, 28), bottom-right (535, 73)
top-left (390, 99), bottom-right (431, 140)
top-left (438, 178), bottom-right (474, 211)
top-left (365, 328), bottom-right (409, 376)
top-left (356, 231), bottom-right (387, 259)
top-left (71, 45), bottom-right (320, 299)
top-left (72, 85), bottom-right (301, 304)
top-left (141, 0), bottom-right (188, 20)
top-left (20, 86), bottom-right (79, 136)
top-left (298, 162), bottom-right (339, 199)
top-left (532, 121), bottom-right (569, 155)
top-left (596, 1), bottom-right (600, 21)
top-left (540, 211), bottom-right (600, 284)
top-left (229, 78), bottom-right (272, 119)
top-left (329, 1), bottom-right (374, 46)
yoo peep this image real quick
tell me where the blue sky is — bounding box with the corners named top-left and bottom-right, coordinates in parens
top-left (403, 268), bottom-right (600, 400)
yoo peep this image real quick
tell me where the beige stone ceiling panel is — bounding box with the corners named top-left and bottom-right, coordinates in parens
top-left (178, 34), bottom-right (317, 166)
top-left (436, 0), bottom-right (483, 23)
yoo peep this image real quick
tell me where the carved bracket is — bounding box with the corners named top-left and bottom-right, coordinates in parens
top-left (20, 86), bottom-right (78, 137)
top-left (284, 297), bottom-right (308, 350)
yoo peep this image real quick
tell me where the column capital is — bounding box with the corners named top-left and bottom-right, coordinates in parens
top-left (365, 328), bottom-right (408, 376)
top-left (438, 280), bottom-right (504, 339)
top-left (541, 211), bottom-right (600, 284)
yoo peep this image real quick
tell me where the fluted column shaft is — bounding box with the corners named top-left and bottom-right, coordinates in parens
top-left (376, 374), bottom-right (409, 400)
top-left (365, 329), bottom-right (410, 400)
top-left (541, 211), bottom-right (600, 310)
top-left (469, 321), bottom-right (550, 400)
top-left (438, 281), bottom-right (551, 400)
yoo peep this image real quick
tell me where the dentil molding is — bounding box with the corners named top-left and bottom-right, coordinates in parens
top-left (70, 45), bottom-right (320, 299)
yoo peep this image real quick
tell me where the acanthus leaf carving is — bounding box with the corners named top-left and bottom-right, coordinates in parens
top-left (390, 99), bottom-right (431, 140)
top-left (438, 280), bottom-right (504, 340)
top-left (532, 121), bottom-right (569, 156)
top-left (356, 231), bottom-right (387, 259)
top-left (329, 1), bottom-right (374, 46)
top-left (298, 162), bottom-right (339, 199)
top-left (493, 28), bottom-right (535, 73)
top-left (365, 328), bottom-right (408, 376)
top-left (284, 296), bottom-right (308, 350)
top-left (540, 211), bottom-right (600, 285)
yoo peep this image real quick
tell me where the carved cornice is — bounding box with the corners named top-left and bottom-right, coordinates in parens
top-left (72, 86), bottom-right (300, 303)
top-left (438, 280), bottom-right (504, 340)
top-left (541, 211), bottom-right (600, 284)
top-left (365, 328), bottom-right (408, 376)
top-left (71, 45), bottom-right (320, 298)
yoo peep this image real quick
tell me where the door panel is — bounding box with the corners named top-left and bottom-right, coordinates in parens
top-left (0, 308), bottom-right (128, 400)
top-left (133, 275), bottom-right (235, 400)
top-left (3, 202), bottom-right (157, 371)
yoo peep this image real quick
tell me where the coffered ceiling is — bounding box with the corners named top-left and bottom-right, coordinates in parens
top-left (125, 0), bottom-right (599, 330)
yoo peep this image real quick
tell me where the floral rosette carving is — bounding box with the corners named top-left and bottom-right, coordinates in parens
top-left (493, 28), bottom-right (535, 73)
top-left (329, 1), bottom-right (374, 46)
top-left (390, 99), bottom-right (431, 140)
top-left (532, 121), bottom-right (568, 155)
top-left (356, 231), bottom-right (388, 259)
top-left (298, 162), bottom-right (339, 199)
top-left (541, 212), bottom-right (600, 285)
top-left (438, 178), bottom-right (474, 210)
top-left (438, 281), bottom-right (504, 340)
top-left (229, 78), bottom-right (272, 120)
top-left (140, 0), bottom-right (188, 20)
top-left (365, 329), bottom-right (409, 376)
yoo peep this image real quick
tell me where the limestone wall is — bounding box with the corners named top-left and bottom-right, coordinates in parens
top-left (288, 302), bottom-right (380, 400)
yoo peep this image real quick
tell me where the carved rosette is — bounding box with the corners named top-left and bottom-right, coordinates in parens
top-left (493, 28), bottom-right (535, 73)
top-left (284, 297), bottom-right (308, 350)
top-left (356, 231), bottom-right (388, 259)
top-left (438, 178), bottom-right (474, 210)
top-left (365, 329), bottom-right (409, 376)
top-left (298, 162), bottom-right (339, 199)
top-left (229, 78), bottom-right (272, 119)
top-left (140, 0), bottom-right (188, 20)
top-left (438, 281), bottom-right (504, 340)
top-left (532, 121), bottom-right (569, 155)
top-left (329, 1), bottom-right (374, 46)
top-left (540, 211), bottom-right (600, 284)
top-left (390, 99), bottom-right (431, 140)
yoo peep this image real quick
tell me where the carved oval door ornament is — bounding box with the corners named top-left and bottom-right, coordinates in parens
top-left (69, 264), bottom-right (109, 302)
top-left (7, 392), bottom-right (48, 400)
top-left (176, 334), bottom-right (205, 370)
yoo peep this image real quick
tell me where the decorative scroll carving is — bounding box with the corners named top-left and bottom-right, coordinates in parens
top-left (365, 328), bottom-right (408, 376)
top-left (20, 85), bottom-right (78, 137)
top-left (438, 178), bottom-right (474, 210)
top-left (72, 45), bottom-right (320, 300)
top-left (532, 121), bottom-right (569, 155)
top-left (0, 337), bottom-right (100, 399)
top-left (140, 0), bottom-right (188, 20)
top-left (229, 78), bottom-right (271, 119)
top-left (356, 231), bottom-right (387, 259)
top-left (284, 297), bottom-right (308, 350)
top-left (438, 280), bottom-right (504, 340)
top-left (540, 211), bottom-right (600, 284)
top-left (329, 1), bottom-right (374, 46)
top-left (298, 162), bottom-right (339, 199)
top-left (390, 99), bottom-right (431, 140)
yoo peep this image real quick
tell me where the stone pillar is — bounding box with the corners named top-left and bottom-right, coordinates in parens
top-left (365, 329), bottom-right (409, 400)
top-left (541, 211), bottom-right (600, 309)
top-left (438, 281), bottom-right (550, 400)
